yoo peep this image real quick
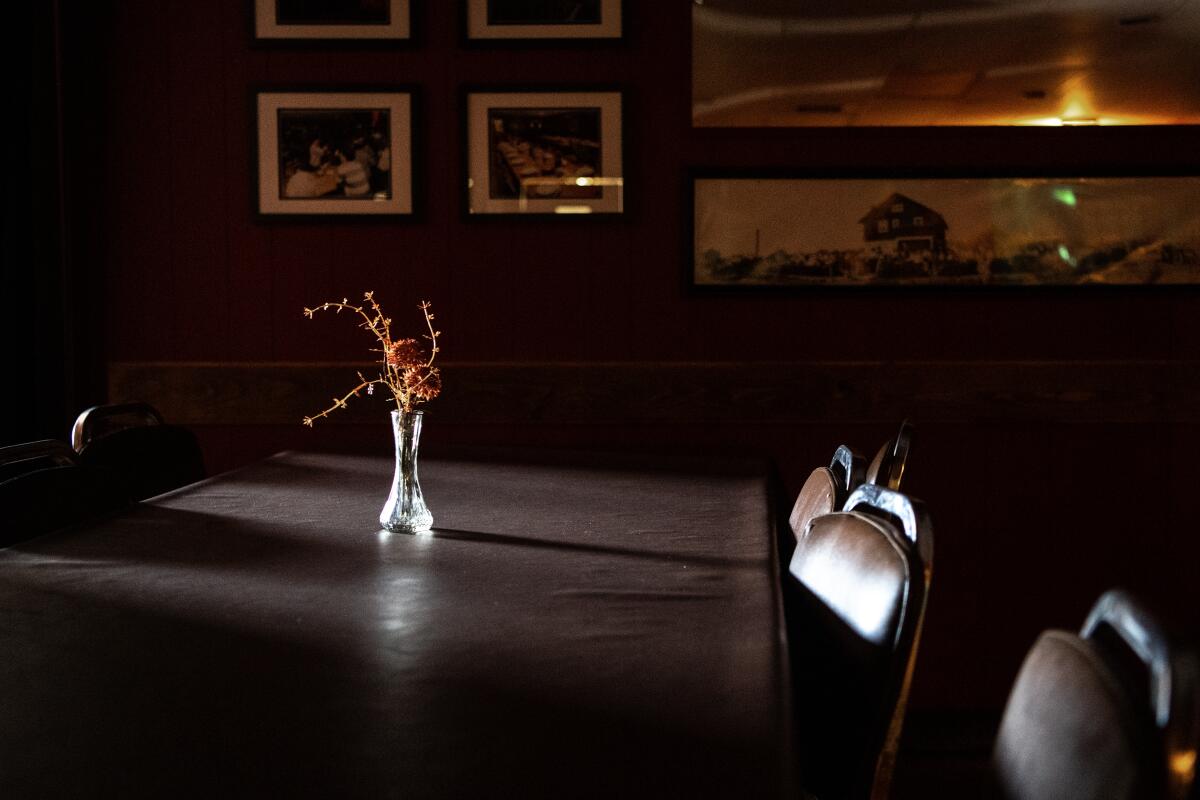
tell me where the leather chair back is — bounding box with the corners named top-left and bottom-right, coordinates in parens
top-left (0, 439), bottom-right (77, 484)
top-left (994, 590), bottom-right (1199, 800)
top-left (789, 444), bottom-right (865, 541)
top-left (789, 467), bottom-right (838, 541)
top-left (72, 403), bottom-right (205, 500)
top-left (1, 439), bottom-right (130, 547)
top-left (787, 483), bottom-right (932, 799)
top-left (72, 402), bottom-right (165, 449)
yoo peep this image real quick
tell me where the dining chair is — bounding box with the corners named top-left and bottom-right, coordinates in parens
top-left (0, 439), bottom-right (130, 547)
top-left (993, 589), bottom-right (1199, 800)
top-left (865, 420), bottom-right (914, 491)
top-left (0, 439), bottom-right (78, 483)
top-left (787, 481), bottom-right (933, 800)
top-left (71, 402), bottom-right (205, 500)
top-left (789, 444), bottom-right (865, 540)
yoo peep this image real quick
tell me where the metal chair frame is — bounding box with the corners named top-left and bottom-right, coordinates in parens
top-left (865, 420), bottom-right (914, 491)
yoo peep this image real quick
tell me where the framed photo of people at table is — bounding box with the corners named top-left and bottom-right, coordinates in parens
top-left (690, 170), bottom-right (1200, 289)
top-left (463, 0), bottom-right (623, 42)
top-left (253, 0), bottom-right (411, 42)
top-left (255, 89), bottom-right (414, 217)
top-left (464, 88), bottom-right (624, 216)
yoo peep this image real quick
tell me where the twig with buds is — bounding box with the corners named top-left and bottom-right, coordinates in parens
top-left (302, 292), bottom-right (442, 426)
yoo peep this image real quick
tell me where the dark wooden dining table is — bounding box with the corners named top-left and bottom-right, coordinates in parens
top-left (0, 449), bottom-right (796, 798)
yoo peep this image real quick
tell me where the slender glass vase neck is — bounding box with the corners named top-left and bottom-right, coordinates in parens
top-left (379, 409), bottom-right (433, 533)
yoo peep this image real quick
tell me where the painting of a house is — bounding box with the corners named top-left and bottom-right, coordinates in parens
top-left (692, 175), bottom-right (1200, 287)
top-left (859, 193), bottom-right (947, 258)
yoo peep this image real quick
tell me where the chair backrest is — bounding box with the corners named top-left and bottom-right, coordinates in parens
top-left (994, 590), bottom-right (1199, 800)
top-left (72, 402), bottom-right (205, 500)
top-left (1084, 591), bottom-right (1198, 800)
top-left (865, 419), bottom-right (914, 491)
top-left (71, 401), bottom-right (165, 452)
top-left (789, 467), bottom-right (838, 542)
top-left (788, 444), bottom-right (866, 541)
top-left (787, 483), bottom-right (933, 799)
top-left (1, 439), bottom-right (129, 547)
top-left (0, 439), bottom-right (78, 483)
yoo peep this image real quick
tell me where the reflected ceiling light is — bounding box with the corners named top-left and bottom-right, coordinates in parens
top-left (554, 206), bottom-right (593, 214)
top-left (1060, 83), bottom-right (1095, 119)
top-left (1170, 749), bottom-right (1196, 783)
top-left (1016, 115), bottom-right (1133, 125)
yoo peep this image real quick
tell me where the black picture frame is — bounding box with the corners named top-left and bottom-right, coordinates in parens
top-left (253, 0), bottom-right (413, 44)
top-left (687, 167), bottom-right (1200, 290)
top-left (254, 86), bottom-right (419, 219)
top-left (462, 0), bottom-right (624, 45)
top-left (463, 86), bottom-right (626, 218)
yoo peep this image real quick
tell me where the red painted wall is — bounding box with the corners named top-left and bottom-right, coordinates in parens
top-left (72, 0), bottom-right (1199, 710)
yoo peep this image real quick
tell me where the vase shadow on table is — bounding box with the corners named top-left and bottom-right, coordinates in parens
top-left (427, 526), bottom-right (766, 570)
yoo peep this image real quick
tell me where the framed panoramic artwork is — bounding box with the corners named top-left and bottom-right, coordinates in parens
top-left (256, 89), bottom-right (414, 217)
top-left (464, 89), bottom-right (624, 216)
top-left (254, 0), bottom-right (410, 42)
top-left (690, 172), bottom-right (1200, 288)
top-left (464, 0), bottom-right (622, 42)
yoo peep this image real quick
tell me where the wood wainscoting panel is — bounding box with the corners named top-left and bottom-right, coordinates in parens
top-left (109, 360), bottom-right (1200, 427)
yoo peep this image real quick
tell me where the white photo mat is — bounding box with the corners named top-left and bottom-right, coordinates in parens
top-left (256, 91), bottom-right (413, 216)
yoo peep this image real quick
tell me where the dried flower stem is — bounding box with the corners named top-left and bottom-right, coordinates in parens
top-left (302, 293), bottom-right (442, 425)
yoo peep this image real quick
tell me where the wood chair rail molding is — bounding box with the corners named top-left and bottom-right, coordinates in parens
top-left (108, 361), bottom-right (1200, 427)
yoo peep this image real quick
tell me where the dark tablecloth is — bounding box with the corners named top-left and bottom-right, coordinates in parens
top-left (0, 450), bottom-right (795, 798)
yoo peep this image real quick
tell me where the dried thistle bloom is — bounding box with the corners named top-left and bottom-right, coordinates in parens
top-left (386, 338), bottom-right (425, 369)
top-left (301, 292), bottom-right (443, 425)
top-left (405, 367), bottom-right (441, 402)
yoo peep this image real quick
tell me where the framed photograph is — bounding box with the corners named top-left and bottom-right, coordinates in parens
top-left (254, 0), bottom-right (410, 42)
top-left (256, 89), bottom-right (414, 217)
top-left (690, 171), bottom-right (1200, 288)
top-left (464, 89), bottom-right (624, 216)
top-left (464, 0), bottom-right (622, 41)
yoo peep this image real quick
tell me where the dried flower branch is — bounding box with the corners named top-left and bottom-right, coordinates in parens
top-left (301, 292), bottom-right (442, 425)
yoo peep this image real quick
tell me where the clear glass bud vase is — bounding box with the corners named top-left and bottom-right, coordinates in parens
top-left (379, 409), bottom-right (433, 533)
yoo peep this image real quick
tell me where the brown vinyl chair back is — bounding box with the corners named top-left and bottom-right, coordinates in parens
top-left (865, 419), bottom-right (914, 491)
top-left (0, 439), bottom-right (78, 484)
top-left (1, 439), bottom-right (129, 547)
top-left (994, 590), bottom-right (1199, 800)
top-left (71, 402), bottom-right (205, 500)
top-left (788, 445), bottom-right (865, 541)
top-left (71, 402), bottom-right (165, 451)
top-left (789, 468), bottom-right (838, 542)
top-left (1083, 591), bottom-right (1200, 800)
top-left (787, 482), bottom-right (933, 800)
